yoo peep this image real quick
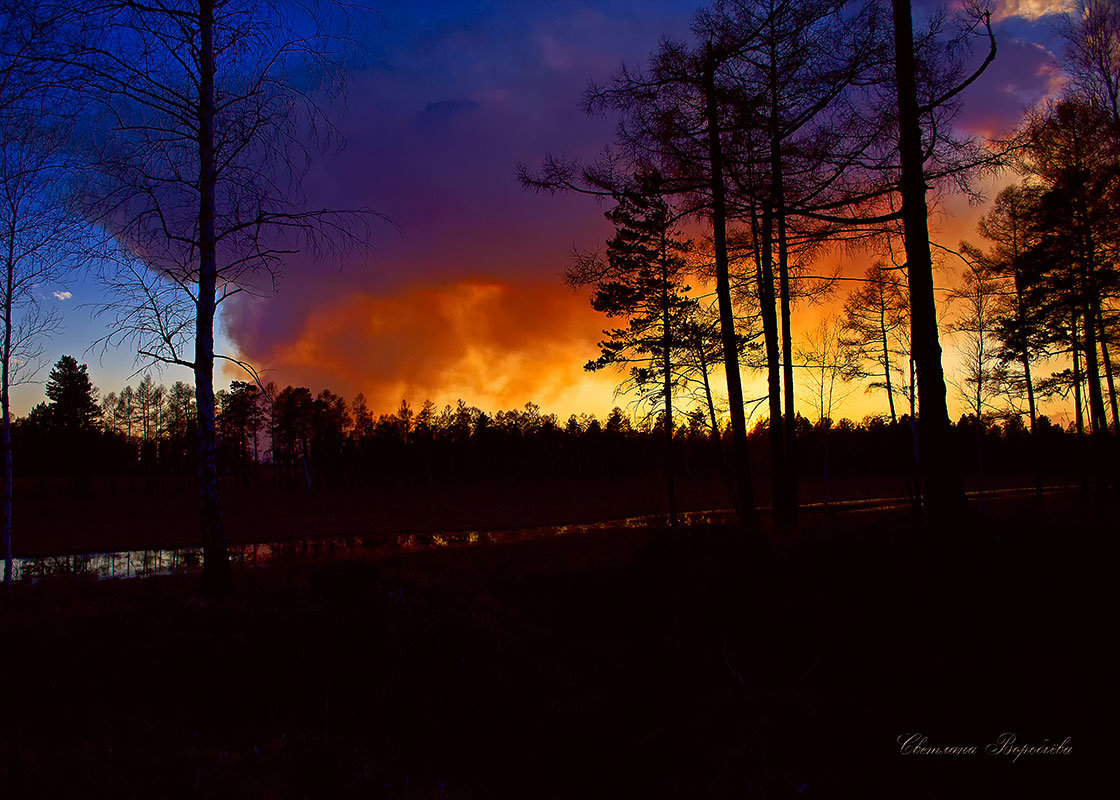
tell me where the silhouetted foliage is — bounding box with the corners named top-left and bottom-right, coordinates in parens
top-left (43, 355), bottom-right (99, 432)
top-left (841, 262), bottom-right (909, 424)
top-left (570, 169), bottom-right (696, 521)
top-left (1016, 99), bottom-right (1119, 443)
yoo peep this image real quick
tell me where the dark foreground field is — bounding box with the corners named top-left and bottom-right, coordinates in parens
top-left (1, 493), bottom-right (1101, 798)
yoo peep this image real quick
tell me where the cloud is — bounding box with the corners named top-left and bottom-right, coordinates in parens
top-left (216, 1), bottom-right (705, 418)
top-left (53, 291), bottom-right (72, 301)
top-left (226, 278), bottom-right (619, 415)
top-left (992, 1), bottom-right (1073, 23)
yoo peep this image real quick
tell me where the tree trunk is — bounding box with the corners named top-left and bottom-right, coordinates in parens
top-left (758, 208), bottom-right (786, 522)
top-left (2, 260), bottom-right (12, 589)
top-left (697, 333), bottom-right (720, 444)
top-left (1013, 264), bottom-right (1037, 433)
top-left (909, 354), bottom-right (920, 514)
top-left (661, 247), bottom-right (677, 525)
top-left (3, 219), bottom-right (17, 588)
top-left (1082, 308), bottom-right (1107, 437)
top-left (823, 427), bottom-right (830, 513)
top-left (196, 0), bottom-right (231, 593)
top-left (3, 400), bottom-right (12, 589)
top-left (768, 52), bottom-right (797, 530)
top-left (891, 0), bottom-right (967, 521)
top-left (777, 176), bottom-right (797, 528)
top-left (1079, 217), bottom-right (1108, 438)
top-left (880, 283), bottom-right (897, 424)
top-left (1021, 350), bottom-right (1041, 499)
top-left (697, 328), bottom-right (735, 507)
top-left (1022, 355), bottom-right (1037, 430)
top-left (1072, 313), bottom-right (1084, 436)
top-left (703, 47), bottom-right (758, 531)
top-left (975, 418), bottom-right (984, 513)
top-left (1097, 306), bottom-right (1117, 433)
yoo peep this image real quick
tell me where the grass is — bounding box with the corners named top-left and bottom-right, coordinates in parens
top-left (1, 491), bottom-right (1100, 798)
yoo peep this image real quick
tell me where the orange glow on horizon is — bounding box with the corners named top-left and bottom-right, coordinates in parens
top-left (226, 278), bottom-right (628, 420)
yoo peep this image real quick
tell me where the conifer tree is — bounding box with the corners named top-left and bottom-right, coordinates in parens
top-left (44, 354), bottom-right (100, 432)
top-left (568, 170), bottom-right (693, 522)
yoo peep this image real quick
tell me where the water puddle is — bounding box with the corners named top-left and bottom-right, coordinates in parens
top-left (10, 485), bottom-right (1061, 584)
top-left (9, 509), bottom-right (735, 585)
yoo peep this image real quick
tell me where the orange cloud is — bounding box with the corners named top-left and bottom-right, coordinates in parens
top-left (991, 1), bottom-right (1072, 23)
top-left (228, 278), bottom-right (622, 417)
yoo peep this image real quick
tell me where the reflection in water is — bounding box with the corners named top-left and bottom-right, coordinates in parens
top-left (10, 485), bottom-right (1060, 584)
top-left (10, 509), bottom-right (734, 585)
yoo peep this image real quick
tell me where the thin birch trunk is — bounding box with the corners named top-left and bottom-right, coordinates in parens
top-left (196, 0), bottom-right (231, 592)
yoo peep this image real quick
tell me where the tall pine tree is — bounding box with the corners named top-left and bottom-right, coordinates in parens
top-left (44, 355), bottom-right (100, 432)
top-left (568, 170), bottom-right (694, 523)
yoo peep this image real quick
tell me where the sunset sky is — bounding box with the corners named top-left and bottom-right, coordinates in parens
top-left (17, 0), bottom-right (1075, 424)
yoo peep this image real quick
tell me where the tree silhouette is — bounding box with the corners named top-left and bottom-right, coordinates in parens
top-left (961, 185), bottom-right (1049, 433)
top-left (798, 315), bottom-right (860, 510)
top-left (61, 0), bottom-right (378, 591)
top-left (1060, 0), bottom-right (1120, 133)
top-left (135, 374), bottom-right (165, 443)
top-left (272, 386), bottom-right (314, 490)
top-left (946, 258), bottom-right (1003, 506)
top-left (1017, 99), bottom-right (1119, 439)
top-left (522, 34), bottom-right (764, 532)
top-left (947, 260), bottom-right (1001, 424)
top-left (841, 262), bottom-right (908, 424)
top-left (44, 355), bottom-right (100, 432)
top-left (888, 0), bottom-right (995, 521)
top-left (527, 0), bottom-right (999, 528)
top-left (166, 380), bottom-right (195, 441)
top-left (568, 169), bottom-right (694, 523)
top-left (217, 380), bottom-right (263, 483)
top-left (696, 0), bottom-right (888, 531)
top-left (105, 384), bottom-right (137, 439)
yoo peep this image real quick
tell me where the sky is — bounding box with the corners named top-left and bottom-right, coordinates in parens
top-left (16, 0), bottom-right (1077, 424)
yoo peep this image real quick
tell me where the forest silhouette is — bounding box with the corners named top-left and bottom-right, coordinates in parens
top-left (11, 356), bottom-right (1093, 556)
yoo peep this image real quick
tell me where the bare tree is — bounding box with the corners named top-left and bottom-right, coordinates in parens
top-left (946, 257), bottom-right (1002, 506)
top-left (64, 0), bottom-right (378, 590)
top-left (0, 0), bottom-right (89, 588)
top-left (797, 315), bottom-right (860, 510)
top-left (947, 260), bottom-right (1001, 423)
top-left (1060, 0), bottom-right (1120, 133)
top-left (678, 300), bottom-right (735, 441)
top-left (841, 261), bottom-right (909, 423)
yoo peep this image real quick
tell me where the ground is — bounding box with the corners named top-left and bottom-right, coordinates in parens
top-left (0, 490), bottom-right (1099, 798)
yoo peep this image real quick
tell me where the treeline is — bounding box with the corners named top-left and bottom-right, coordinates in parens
top-left (17, 356), bottom-right (1082, 494)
